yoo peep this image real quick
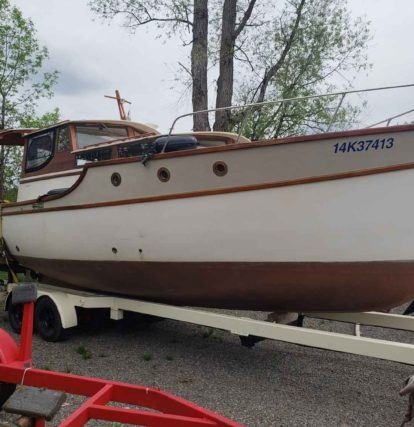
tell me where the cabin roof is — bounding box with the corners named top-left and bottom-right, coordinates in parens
top-left (25, 119), bottom-right (160, 137)
top-left (0, 128), bottom-right (38, 146)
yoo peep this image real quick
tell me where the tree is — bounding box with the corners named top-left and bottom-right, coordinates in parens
top-left (0, 0), bottom-right (58, 200)
top-left (89, 0), bottom-right (370, 135)
top-left (20, 108), bottom-right (60, 130)
top-left (232, 0), bottom-right (370, 139)
top-left (90, 0), bottom-right (210, 130)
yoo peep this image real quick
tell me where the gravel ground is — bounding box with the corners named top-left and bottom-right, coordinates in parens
top-left (0, 306), bottom-right (412, 427)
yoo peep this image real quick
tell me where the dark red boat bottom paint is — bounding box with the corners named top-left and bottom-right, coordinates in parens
top-left (16, 257), bottom-right (414, 312)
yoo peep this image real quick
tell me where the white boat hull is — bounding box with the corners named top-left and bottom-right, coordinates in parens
top-left (3, 125), bottom-right (414, 311)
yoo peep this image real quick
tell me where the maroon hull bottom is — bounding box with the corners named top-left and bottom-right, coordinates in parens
top-left (15, 257), bottom-right (414, 312)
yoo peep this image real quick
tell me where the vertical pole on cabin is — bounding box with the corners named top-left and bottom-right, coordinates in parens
top-left (115, 90), bottom-right (127, 121)
top-left (104, 90), bottom-right (131, 121)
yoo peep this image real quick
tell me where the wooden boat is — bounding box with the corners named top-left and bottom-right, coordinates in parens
top-left (1, 89), bottom-right (414, 313)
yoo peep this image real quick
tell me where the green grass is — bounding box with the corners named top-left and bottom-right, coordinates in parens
top-left (76, 345), bottom-right (92, 360)
top-left (142, 353), bottom-right (153, 361)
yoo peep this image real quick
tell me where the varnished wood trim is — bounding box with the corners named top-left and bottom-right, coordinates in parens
top-left (3, 160), bottom-right (414, 216)
top-left (69, 124), bottom-right (77, 151)
top-left (20, 170), bottom-right (81, 184)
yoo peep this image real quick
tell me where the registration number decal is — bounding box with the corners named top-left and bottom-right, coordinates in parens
top-left (333, 137), bottom-right (394, 154)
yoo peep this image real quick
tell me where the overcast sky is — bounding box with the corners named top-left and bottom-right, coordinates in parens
top-left (11, 0), bottom-right (414, 133)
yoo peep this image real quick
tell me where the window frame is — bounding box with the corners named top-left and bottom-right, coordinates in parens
top-left (55, 125), bottom-right (72, 153)
top-left (74, 124), bottom-right (129, 150)
top-left (24, 130), bottom-right (56, 173)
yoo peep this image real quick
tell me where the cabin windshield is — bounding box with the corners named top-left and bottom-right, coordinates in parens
top-left (75, 124), bottom-right (128, 149)
top-left (25, 131), bottom-right (54, 171)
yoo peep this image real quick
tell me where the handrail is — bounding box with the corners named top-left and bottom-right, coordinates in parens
top-left (168, 83), bottom-right (414, 141)
top-left (367, 107), bottom-right (414, 128)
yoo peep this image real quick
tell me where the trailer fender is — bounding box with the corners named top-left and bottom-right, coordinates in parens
top-left (37, 291), bottom-right (78, 329)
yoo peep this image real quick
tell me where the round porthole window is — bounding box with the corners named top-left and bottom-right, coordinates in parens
top-left (213, 161), bottom-right (228, 177)
top-left (157, 167), bottom-right (171, 182)
top-left (111, 172), bottom-right (122, 187)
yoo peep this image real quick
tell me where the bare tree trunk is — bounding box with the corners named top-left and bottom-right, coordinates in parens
top-left (214, 0), bottom-right (257, 131)
top-left (0, 96), bottom-right (6, 200)
top-left (191, 0), bottom-right (210, 131)
top-left (213, 0), bottom-right (237, 132)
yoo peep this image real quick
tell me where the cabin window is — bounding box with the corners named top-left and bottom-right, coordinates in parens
top-left (118, 141), bottom-right (147, 158)
top-left (75, 148), bottom-right (112, 165)
top-left (75, 124), bottom-right (128, 149)
top-left (56, 126), bottom-right (71, 152)
top-left (25, 131), bottom-right (54, 171)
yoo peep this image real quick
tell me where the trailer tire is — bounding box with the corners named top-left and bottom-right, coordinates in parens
top-left (0, 382), bottom-right (16, 408)
top-left (7, 301), bottom-right (23, 334)
top-left (35, 297), bottom-right (67, 342)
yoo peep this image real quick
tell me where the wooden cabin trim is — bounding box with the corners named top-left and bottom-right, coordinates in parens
top-left (3, 160), bottom-right (414, 216)
top-left (69, 124), bottom-right (77, 151)
top-left (19, 170), bottom-right (81, 184)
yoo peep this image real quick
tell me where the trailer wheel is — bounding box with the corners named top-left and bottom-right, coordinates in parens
top-left (7, 301), bottom-right (23, 334)
top-left (35, 297), bottom-right (66, 342)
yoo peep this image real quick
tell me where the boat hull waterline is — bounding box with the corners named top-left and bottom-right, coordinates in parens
top-left (13, 257), bottom-right (414, 312)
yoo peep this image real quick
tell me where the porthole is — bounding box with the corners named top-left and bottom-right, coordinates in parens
top-left (111, 172), bottom-right (122, 187)
top-left (112, 247), bottom-right (118, 254)
top-left (157, 167), bottom-right (171, 182)
top-left (15, 245), bottom-right (20, 252)
top-left (213, 161), bottom-right (228, 177)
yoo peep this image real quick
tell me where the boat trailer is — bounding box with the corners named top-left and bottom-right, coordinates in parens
top-left (4, 282), bottom-right (414, 365)
top-left (0, 283), bottom-right (241, 427)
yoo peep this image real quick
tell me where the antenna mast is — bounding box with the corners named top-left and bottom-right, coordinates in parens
top-left (104, 90), bottom-right (131, 120)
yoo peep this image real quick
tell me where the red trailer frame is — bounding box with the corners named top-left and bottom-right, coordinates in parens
top-left (0, 300), bottom-right (242, 427)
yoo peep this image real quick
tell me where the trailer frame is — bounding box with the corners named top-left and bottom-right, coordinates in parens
top-left (4, 282), bottom-right (414, 365)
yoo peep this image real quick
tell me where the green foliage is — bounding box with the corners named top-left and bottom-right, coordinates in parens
top-left (0, 0), bottom-right (58, 129)
top-left (20, 108), bottom-right (60, 129)
top-left (233, 0), bottom-right (371, 139)
top-left (0, 0), bottom-right (58, 200)
top-left (90, 0), bottom-right (370, 138)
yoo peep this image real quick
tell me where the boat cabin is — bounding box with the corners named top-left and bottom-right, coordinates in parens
top-left (0, 120), bottom-right (250, 202)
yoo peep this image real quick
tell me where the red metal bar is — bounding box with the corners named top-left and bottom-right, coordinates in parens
top-left (18, 301), bottom-right (34, 364)
top-left (88, 405), bottom-right (218, 426)
top-left (59, 384), bottom-right (113, 427)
